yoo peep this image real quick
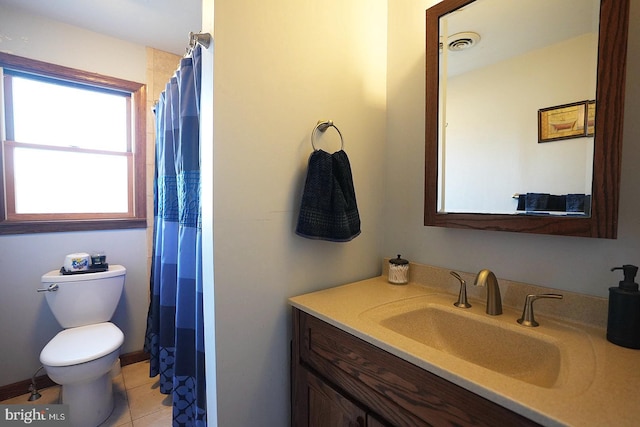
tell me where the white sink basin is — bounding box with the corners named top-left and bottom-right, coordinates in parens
top-left (360, 294), bottom-right (596, 391)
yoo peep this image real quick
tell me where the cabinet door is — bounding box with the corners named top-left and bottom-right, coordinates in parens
top-left (296, 367), bottom-right (366, 427)
top-left (367, 415), bottom-right (391, 427)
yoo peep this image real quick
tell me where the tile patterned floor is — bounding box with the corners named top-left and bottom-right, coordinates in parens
top-left (1, 360), bottom-right (172, 426)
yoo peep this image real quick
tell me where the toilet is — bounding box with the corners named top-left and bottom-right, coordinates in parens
top-left (39, 265), bottom-right (126, 427)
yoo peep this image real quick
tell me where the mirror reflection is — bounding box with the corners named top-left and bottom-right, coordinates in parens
top-left (437, 0), bottom-right (600, 216)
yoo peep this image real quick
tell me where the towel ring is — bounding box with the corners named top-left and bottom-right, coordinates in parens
top-left (311, 120), bottom-right (344, 151)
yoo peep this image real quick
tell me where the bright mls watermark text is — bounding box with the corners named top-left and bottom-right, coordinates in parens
top-left (0, 405), bottom-right (70, 427)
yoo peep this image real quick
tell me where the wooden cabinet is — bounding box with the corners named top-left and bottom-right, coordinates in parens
top-left (291, 307), bottom-right (540, 427)
top-left (296, 366), bottom-right (395, 427)
top-left (300, 367), bottom-right (367, 427)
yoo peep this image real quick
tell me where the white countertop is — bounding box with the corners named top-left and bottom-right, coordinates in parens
top-left (289, 271), bottom-right (640, 426)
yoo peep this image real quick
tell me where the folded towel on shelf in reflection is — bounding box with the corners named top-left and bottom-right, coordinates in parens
top-left (516, 193), bottom-right (590, 214)
top-left (524, 193), bottom-right (550, 211)
top-left (566, 194), bottom-right (587, 212)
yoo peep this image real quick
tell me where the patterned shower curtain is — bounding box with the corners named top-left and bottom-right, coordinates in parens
top-left (144, 45), bottom-right (206, 426)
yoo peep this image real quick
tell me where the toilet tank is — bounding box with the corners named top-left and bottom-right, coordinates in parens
top-left (41, 265), bottom-right (126, 328)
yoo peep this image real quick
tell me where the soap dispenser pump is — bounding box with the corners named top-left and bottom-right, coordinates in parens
top-left (607, 265), bottom-right (640, 349)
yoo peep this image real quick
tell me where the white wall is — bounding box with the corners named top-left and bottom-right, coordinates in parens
top-left (385, 0), bottom-right (640, 297)
top-left (210, 0), bottom-right (387, 424)
top-left (199, 0), bottom-right (217, 423)
top-left (0, 5), bottom-right (150, 386)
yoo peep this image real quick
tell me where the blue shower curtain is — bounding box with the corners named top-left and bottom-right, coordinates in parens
top-left (144, 45), bottom-right (206, 427)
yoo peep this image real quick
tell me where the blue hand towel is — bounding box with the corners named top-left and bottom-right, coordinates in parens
top-left (525, 193), bottom-right (550, 211)
top-left (566, 194), bottom-right (587, 212)
top-left (296, 150), bottom-right (361, 242)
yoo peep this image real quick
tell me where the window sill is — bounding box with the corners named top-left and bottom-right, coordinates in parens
top-left (0, 218), bottom-right (147, 235)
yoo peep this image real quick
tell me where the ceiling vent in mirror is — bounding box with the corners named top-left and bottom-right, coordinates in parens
top-left (447, 32), bottom-right (481, 51)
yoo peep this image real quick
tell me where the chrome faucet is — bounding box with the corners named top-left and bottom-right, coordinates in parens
top-left (473, 269), bottom-right (502, 315)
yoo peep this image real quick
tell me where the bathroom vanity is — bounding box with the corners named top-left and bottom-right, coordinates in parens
top-left (292, 308), bottom-right (537, 426)
top-left (289, 262), bottom-right (640, 426)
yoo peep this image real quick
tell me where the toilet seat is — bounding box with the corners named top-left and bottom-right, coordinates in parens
top-left (40, 322), bottom-right (124, 367)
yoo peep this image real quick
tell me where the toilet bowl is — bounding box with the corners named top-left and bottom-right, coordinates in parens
top-left (41, 323), bottom-right (123, 427)
top-left (39, 265), bottom-right (126, 427)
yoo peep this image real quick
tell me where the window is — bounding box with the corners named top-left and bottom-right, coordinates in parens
top-left (0, 53), bottom-right (146, 234)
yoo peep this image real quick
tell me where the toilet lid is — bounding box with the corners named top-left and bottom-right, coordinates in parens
top-left (40, 322), bottom-right (124, 367)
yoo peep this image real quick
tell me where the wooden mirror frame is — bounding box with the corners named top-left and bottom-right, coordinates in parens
top-left (425, 0), bottom-right (629, 238)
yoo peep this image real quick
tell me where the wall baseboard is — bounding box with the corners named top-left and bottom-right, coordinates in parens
top-left (119, 350), bottom-right (150, 367)
top-left (0, 350), bottom-right (150, 402)
top-left (0, 373), bottom-right (56, 403)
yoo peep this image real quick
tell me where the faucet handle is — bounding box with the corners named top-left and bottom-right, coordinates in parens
top-left (450, 271), bottom-right (471, 308)
top-left (517, 293), bottom-right (563, 327)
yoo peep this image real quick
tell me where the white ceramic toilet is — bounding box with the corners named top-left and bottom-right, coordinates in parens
top-left (39, 265), bottom-right (126, 427)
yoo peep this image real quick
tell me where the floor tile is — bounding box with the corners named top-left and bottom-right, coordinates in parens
top-left (126, 380), bottom-right (171, 421)
top-left (122, 361), bottom-right (156, 390)
top-left (1, 361), bottom-right (167, 427)
top-left (132, 402), bottom-right (172, 426)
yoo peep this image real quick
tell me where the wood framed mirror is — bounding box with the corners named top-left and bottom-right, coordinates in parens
top-left (424, 0), bottom-right (629, 238)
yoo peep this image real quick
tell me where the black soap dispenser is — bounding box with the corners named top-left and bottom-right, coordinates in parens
top-left (607, 265), bottom-right (640, 349)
